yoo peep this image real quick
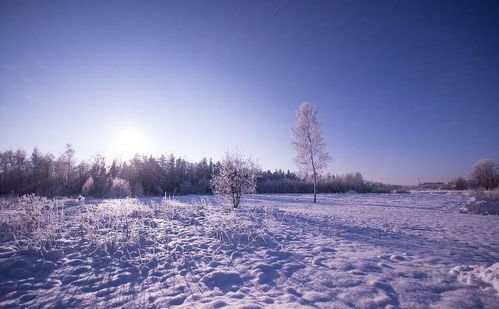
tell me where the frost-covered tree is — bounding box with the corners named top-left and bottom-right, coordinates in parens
top-left (63, 144), bottom-right (75, 188)
top-left (81, 176), bottom-right (94, 196)
top-left (291, 102), bottom-right (331, 203)
top-left (471, 159), bottom-right (498, 190)
top-left (210, 152), bottom-right (258, 209)
top-left (108, 178), bottom-right (131, 198)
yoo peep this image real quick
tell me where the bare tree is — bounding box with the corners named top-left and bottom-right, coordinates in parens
top-left (471, 159), bottom-right (498, 190)
top-left (210, 152), bottom-right (258, 209)
top-left (450, 176), bottom-right (468, 190)
top-left (291, 102), bottom-right (331, 203)
top-left (64, 144), bottom-right (75, 193)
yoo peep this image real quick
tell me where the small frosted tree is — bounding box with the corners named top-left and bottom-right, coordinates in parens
top-left (108, 178), bottom-right (132, 198)
top-left (291, 102), bottom-right (331, 203)
top-left (81, 176), bottom-right (95, 196)
top-left (210, 152), bottom-right (258, 209)
top-left (471, 159), bottom-right (498, 190)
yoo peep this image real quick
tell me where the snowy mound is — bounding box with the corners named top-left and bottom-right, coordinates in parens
top-left (450, 263), bottom-right (499, 295)
top-left (344, 190), bottom-right (359, 194)
top-left (460, 196), bottom-right (499, 215)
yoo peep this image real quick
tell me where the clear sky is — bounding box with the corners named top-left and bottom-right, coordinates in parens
top-left (1, 0), bottom-right (498, 185)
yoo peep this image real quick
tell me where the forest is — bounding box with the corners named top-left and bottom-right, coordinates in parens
top-left (0, 144), bottom-right (398, 197)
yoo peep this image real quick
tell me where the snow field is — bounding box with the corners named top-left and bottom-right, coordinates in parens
top-left (0, 192), bottom-right (498, 308)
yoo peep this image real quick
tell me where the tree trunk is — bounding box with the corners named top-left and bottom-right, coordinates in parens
top-left (313, 172), bottom-right (317, 203)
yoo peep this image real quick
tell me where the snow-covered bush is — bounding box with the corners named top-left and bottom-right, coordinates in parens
top-left (205, 206), bottom-right (277, 246)
top-left (0, 194), bottom-right (65, 250)
top-left (108, 177), bottom-right (132, 198)
top-left (460, 192), bottom-right (499, 215)
top-left (211, 152), bottom-right (258, 209)
top-left (81, 176), bottom-right (94, 196)
top-left (151, 197), bottom-right (208, 224)
top-left (79, 198), bottom-right (154, 250)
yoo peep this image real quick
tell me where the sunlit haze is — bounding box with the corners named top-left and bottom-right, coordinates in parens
top-left (108, 125), bottom-right (150, 160)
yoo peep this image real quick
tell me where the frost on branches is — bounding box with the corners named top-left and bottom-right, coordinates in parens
top-left (210, 152), bottom-right (258, 209)
top-left (291, 102), bottom-right (331, 203)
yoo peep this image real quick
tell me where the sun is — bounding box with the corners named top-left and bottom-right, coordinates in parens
top-left (111, 126), bottom-right (147, 159)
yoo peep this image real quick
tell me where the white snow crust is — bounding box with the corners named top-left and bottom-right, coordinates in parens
top-left (1, 192), bottom-right (498, 308)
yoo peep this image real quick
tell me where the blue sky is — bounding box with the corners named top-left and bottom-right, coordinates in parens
top-left (1, 0), bottom-right (498, 185)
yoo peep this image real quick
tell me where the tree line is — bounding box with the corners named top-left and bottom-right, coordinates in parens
top-left (0, 144), bottom-right (398, 198)
top-left (0, 144), bottom-right (214, 197)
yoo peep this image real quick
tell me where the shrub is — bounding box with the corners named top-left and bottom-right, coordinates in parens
top-left (461, 198), bottom-right (499, 215)
top-left (211, 152), bottom-right (258, 209)
top-left (108, 178), bottom-right (132, 198)
top-left (0, 194), bottom-right (65, 250)
top-left (460, 190), bottom-right (499, 215)
top-left (450, 177), bottom-right (468, 190)
top-left (79, 198), bottom-right (153, 250)
top-left (81, 176), bottom-right (94, 196)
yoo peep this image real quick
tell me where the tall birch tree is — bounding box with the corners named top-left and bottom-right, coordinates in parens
top-left (291, 102), bottom-right (331, 203)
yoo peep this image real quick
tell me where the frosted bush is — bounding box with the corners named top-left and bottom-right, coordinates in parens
top-left (81, 176), bottom-right (94, 196)
top-left (461, 193), bottom-right (499, 215)
top-left (108, 177), bottom-right (132, 198)
top-left (0, 194), bottom-right (65, 250)
top-left (78, 198), bottom-right (154, 250)
top-left (205, 206), bottom-right (279, 246)
top-left (151, 198), bottom-right (208, 227)
top-left (211, 152), bottom-right (258, 209)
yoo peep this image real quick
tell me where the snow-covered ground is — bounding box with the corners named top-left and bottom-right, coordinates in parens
top-left (1, 192), bottom-right (498, 308)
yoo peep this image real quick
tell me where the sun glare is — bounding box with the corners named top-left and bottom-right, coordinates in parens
top-left (111, 126), bottom-right (148, 160)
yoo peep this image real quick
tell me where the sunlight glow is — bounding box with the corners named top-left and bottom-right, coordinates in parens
top-left (110, 126), bottom-right (148, 160)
